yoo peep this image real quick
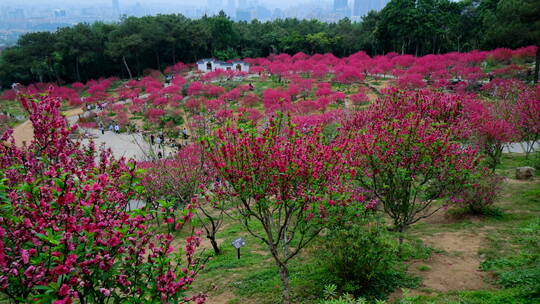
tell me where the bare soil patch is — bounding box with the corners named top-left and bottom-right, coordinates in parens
top-left (205, 291), bottom-right (237, 304)
top-left (12, 107), bottom-right (83, 147)
top-left (12, 120), bottom-right (33, 147)
top-left (422, 207), bottom-right (483, 225)
top-left (405, 231), bottom-right (494, 297)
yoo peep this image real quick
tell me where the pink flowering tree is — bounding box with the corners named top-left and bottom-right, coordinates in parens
top-left (204, 115), bottom-right (353, 304)
top-left (515, 86), bottom-right (540, 157)
top-left (344, 90), bottom-right (480, 244)
top-left (139, 144), bottom-right (226, 256)
top-left (468, 100), bottom-right (517, 170)
top-left (0, 93), bottom-right (205, 303)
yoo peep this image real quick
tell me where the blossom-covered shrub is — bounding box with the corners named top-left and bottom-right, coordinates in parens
top-left (0, 92), bottom-right (204, 303)
top-left (449, 169), bottom-right (504, 215)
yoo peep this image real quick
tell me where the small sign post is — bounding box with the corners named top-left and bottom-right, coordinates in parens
top-left (231, 237), bottom-right (246, 259)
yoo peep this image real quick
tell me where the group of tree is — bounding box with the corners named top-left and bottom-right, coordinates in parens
top-left (1, 0), bottom-right (539, 87)
top-left (2, 52), bottom-right (539, 302)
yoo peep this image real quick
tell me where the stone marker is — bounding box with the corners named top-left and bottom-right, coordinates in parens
top-left (515, 167), bottom-right (536, 180)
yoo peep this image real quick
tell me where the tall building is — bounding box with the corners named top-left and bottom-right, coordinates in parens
top-left (208, 0), bottom-right (223, 8)
top-left (353, 0), bottom-right (389, 16)
top-left (227, 0), bottom-right (236, 10)
top-left (333, 0), bottom-right (348, 11)
top-left (236, 9), bottom-right (251, 21)
top-left (238, 0), bottom-right (248, 8)
top-left (353, 0), bottom-right (362, 16)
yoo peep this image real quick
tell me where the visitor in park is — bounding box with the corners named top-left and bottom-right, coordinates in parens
top-left (114, 124), bottom-right (120, 133)
top-left (183, 128), bottom-right (189, 140)
top-left (150, 134), bottom-right (155, 145)
top-left (249, 83), bottom-right (254, 90)
top-left (99, 123), bottom-right (105, 135)
top-left (157, 151), bottom-right (163, 159)
top-left (156, 135), bottom-right (162, 147)
top-left (108, 123), bottom-right (114, 132)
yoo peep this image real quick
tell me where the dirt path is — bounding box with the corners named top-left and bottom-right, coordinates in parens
top-left (390, 230), bottom-right (493, 302)
top-left (12, 107), bottom-right (83, 147)
top-left (412, 232), bottom-right (493, 292)
top-left (12, 120), bottom-right (33, 147)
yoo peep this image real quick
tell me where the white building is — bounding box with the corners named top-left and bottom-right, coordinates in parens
top-left (196, 58), bottom-right (250, 73)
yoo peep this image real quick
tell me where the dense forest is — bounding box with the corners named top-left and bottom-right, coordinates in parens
top-left (0, 0), bottom-right (538, 87)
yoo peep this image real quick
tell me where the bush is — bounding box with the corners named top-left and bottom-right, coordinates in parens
top-left (0, 94), bottom-right (204, 303)
top-left (449, 169), bottom-right (504, 215)
top-left (161, 113), bottom-right (184, 126)
top-left (316, 215), bottom-right (410, 300)
top-left (320, 294), bottom-right (386, 304)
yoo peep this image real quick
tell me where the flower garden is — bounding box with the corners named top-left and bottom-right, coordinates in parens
top-left (0, 46), bottom-right (539, 304)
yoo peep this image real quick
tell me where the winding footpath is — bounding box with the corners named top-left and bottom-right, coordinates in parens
top-left (12, 107), bottom-right (176, 161)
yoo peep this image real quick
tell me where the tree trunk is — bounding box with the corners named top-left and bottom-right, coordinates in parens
top-left (534, 46), bottom-right (539, 83)
top-left (76, 56), bottom-right (81, 82)
top-left (122, 56), bottom-right (133, 79)
top-left (208, 235), bottom-right (220, 255)
top-left (277, 262), bottom-right (292, 304)
top-left (394, 224), bottom-right (406, 257)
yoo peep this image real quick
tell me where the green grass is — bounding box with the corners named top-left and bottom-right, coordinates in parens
top-left (185, 153), bottom-right (540, 304)
top-left (0, 98), bottom-right (26, 119)
top-left (417, 265), bottom-right (431, 272)
top-left (396, 289), bottom-right (534, 304)
top-left (496, 153), bottom-right (539, 178)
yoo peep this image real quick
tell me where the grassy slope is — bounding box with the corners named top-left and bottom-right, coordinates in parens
top-left (187, 153), bottom-right (540, 304)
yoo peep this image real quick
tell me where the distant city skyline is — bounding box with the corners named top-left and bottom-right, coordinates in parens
top-left (0, 0), bottom-right (391, 47)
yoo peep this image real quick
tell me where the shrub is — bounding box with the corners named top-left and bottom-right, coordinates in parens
top-left (319, 294), bottom-right (386, 304)
top-left (161, 113), bottom-right (184, 126)
top-left (0, 93), bottom-right (205, 303)
top-left (449, 169), bottom-right (504, 215)
top-left (316, 215), bottom-right (409, 300)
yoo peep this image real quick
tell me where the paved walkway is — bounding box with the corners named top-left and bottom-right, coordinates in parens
top-left (77, 128), bottom-right (179, 161)
top-left (503, 142), bottom-right (539, 153)
top-left (12, 107), bottom-right (177, 160)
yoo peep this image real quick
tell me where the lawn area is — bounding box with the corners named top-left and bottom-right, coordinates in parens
top-left (186, 153), bottom-right (540, 304)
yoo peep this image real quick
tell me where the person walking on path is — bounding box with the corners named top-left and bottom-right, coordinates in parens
top-left (150, 134), bottom-right (155, 145)
top-left (182, 128), bottom-right (189, 140)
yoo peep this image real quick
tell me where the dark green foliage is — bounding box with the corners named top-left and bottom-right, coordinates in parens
top-left (161, 114), bottom-right (184, 126)
top-left (315, 216), bottom-right (415, 300)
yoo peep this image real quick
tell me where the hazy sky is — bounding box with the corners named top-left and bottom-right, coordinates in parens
top-left (0, 0), bottom-right (301, 5)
